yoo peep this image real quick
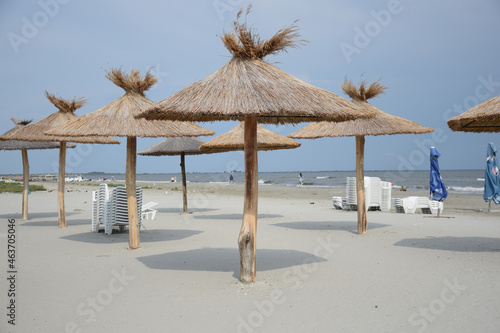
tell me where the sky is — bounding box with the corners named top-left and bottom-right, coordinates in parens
top-left (0, 0), bottom-right (499, 175)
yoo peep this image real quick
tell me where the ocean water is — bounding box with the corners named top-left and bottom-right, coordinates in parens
top-left (84, 169), bottom-right (486, 195)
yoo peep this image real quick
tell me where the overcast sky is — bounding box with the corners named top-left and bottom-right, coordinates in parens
top-left (1, 0), bottom-right (499, 174)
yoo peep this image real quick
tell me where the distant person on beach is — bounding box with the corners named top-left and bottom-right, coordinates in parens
top-left (299, 173), bottom-right (303, 188)
top-left (229, 174), bottom-right (234, 184)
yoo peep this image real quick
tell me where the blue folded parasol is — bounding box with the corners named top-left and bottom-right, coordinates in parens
top-left (484, 142), bottom-right (500, 204)
top-left (430, 147), bottom-right (447, 201)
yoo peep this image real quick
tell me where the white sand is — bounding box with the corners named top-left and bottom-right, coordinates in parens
top-left (0, 181), bottom-right (499, 332)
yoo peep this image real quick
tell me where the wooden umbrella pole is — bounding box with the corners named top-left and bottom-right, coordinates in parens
top-left (239, 115), bottom-right (258, 283)
top-left (356, 136), bottom-right (367, 234)
top-left (126, 137), bottom-right (140, 249)
top-left (21, 149), bottom-right (29, 221)
top-left (181, 152), bottom-right (188, 213)
top-left (58, 142), bottom-right (67, 228)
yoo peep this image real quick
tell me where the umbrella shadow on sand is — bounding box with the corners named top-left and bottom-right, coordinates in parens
top-left (156, 207), bottom-right (218, 214)
top-left (194, 213), bottom-right (283, 220)
top-left (271, 221), bottom-right (391, 234)
top-left (0, 211), bottom-right (79, 220)
top-left (137, 248), bottom-right (327, 278)
top-left (394, 236), bottom-right (500, 252)
top-left (60, 229), bottom-right (203, 244)
top-left (22, 218), bottom-right (89, 227)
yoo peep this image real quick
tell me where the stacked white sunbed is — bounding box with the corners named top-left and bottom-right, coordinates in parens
top-left (333, 177), bottom-right (392, 212)
top-left (392, 196), bottom-right (443, 215)
top-left (91, 184), bottom-right (143, 235)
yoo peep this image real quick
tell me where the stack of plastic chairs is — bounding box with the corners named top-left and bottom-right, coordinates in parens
top-left (341, 197), bottom-right (349, 210)
top-left (346, 177), bottom-right (387, 211)
top-left (380, 181), bottom-right (392, 212)
top-left (345, 177), bottom-right (358, 210)
top-left (367, 177), bottom-right (381, 210)
top-left (104, 186), bottom-right (142, 235)
top-left (417, 197), bottom-right (432, 214)
top-left (392, 198), bottom-right (404, 213)
top-left (90, 183), bottom-right (110, 233)
top-left (91, 184), bottom-right (143, 234)
top-left (91, 190), bottom-right (99, 232)
top-left (392, 196), bottom-right (443, 215)
top-left (98, 183), bottom-right (110, 225)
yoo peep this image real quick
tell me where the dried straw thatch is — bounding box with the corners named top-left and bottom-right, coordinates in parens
top-left (221, 5), bottom-right (305, 60)
top-left (289, 78), bottom-right (434, 138)
top-left (199, 122), bottom-right (300, 152)
top-left (46, 69), bottom-right (215, 138)
top-left (136, 9), bottom-right (371, 124)
top-left (138, 137), bottom-right (209, 156)
top-left (0, 118), bottom-right (74, 150)
top-left (0, 93), bottom-right (119, 144)
top-left (447, 94), bottom-right (500, 133)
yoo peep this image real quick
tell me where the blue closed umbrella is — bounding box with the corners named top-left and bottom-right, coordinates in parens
top-left (484, 142), bottom-right (500, 204)
top-left (430, 147), bottom-right (447, 201)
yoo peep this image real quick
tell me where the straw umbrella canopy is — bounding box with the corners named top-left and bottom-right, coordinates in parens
top-left (0, 118), bottom-right (64, 150)
top-left (0, 118), bottom-right (75, 220)
top-left (0, 93), bottom-right (119, 228)
top-left (135, 9), bottom-right (372, 283)
top-left (199, 122), bottom-right (301, 152)
top-left (138, 137), bottom-right (213, 213)
top-left (46, 69), bottom-right (215, 249)
top-left (447, 94), bottom-right (500, 133)
top-left (290, 78), bottom-right (434, 234)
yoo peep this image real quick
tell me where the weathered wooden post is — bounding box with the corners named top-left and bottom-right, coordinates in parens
top-left (58, 142), bottom-right (66, 228)
top-left (356, 136), bottom-right (366, 234)
top-left (239, 116), bottom-right (258, 283)
top-left (21, 148), bottom-right (29, 221)
top-left (181, 152), bottom-right (188, 213)
top-left (126, 137), bottom-right (140, 249)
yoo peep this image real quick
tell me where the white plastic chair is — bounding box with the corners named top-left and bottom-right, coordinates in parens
top-left (429, 200), bottom-right (444, 215)
top-left (141, 202), bottom-right (158, 220)
top-left (332, 197), bottom-right (343, 210)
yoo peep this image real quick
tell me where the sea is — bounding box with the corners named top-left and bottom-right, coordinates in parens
top-left (81, 169), bottom-right (486, 195)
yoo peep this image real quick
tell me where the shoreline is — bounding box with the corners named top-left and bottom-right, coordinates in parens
top-left (21, 180), bottom-right (498, 217)
top-left (5, 177), bottom-right (485, 195)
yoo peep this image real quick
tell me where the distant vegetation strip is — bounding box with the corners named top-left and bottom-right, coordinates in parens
top-left (0, 181), bottom-right (46, 193)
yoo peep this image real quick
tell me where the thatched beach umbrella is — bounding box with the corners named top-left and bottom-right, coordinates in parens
top-left (290, 78), bottom-right (434, 234)
top-left (447, 94), bottom-right (500, 133)
top-left (138, 137), bottom-right (212, 213)
top-left (46, 69), bottom-right (215, 249)
top-left (136, 9), bottom-right (372, 282)
top-left (0, 93), bottom-right (119, 227)
top-left (0, 118), bottom-right (75, 220)
top-left (199, 122), bottom-right (301, 152)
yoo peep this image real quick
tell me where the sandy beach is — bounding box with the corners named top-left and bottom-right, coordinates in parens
top-left (1, 181), bottom-right (499, 332)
